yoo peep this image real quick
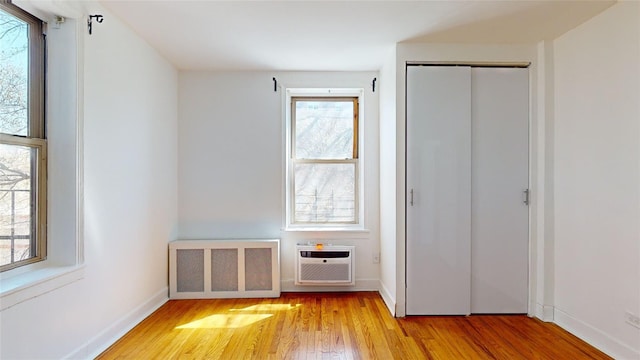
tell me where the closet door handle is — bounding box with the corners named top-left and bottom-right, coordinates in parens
top-left (523, 189), bottom-right (530, 206)
top-left (410, 189), bottom-right (414, 206)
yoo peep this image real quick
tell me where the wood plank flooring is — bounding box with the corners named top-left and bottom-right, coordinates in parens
top-left (97, 292), bottom-right (611, 359)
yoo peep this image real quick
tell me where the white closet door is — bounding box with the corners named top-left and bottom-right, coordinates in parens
top-left (406, 66), bottom-right (472, 315)
top-left (470, 67), bottom-right (529, 313)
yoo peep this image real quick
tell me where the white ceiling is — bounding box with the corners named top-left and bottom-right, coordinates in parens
top-left (100, 0), bottom-right (614, 71)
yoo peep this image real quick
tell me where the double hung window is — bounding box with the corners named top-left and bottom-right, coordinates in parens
top-left (0, 1), bottom-right (46, 271)
top-left (290, 96), bottom-right (359, 225)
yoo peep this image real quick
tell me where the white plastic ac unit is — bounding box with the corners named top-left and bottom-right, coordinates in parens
top-left (295, 245), bottom-right (355, 286)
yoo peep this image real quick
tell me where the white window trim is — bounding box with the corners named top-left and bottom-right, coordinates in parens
top-left (0, 3), bottom-right (85, 310)
top-left (284, 88), bottom-right (365, 232)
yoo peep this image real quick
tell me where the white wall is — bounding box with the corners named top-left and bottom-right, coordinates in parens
top-left (379, 48), bottom-right (397, 314)
top-left (553, 2), bottom-right (640, 358)
top-left (0, 3), bottom-right (179, 358)
top-left (536, 40), bottom-right (557, 322)
top-left (178, 72), bottom-right (282, 239)
top-left (178, 71), bottom-right (381, 291)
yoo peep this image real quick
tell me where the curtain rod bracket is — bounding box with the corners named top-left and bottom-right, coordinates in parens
top-left (88, 14), bottom-right (104, 35)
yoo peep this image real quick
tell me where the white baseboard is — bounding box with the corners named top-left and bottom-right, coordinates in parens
top-left (378, 281), bottom-right (395, 317)
top-left (535, 303), bottom-right (555, 322)
top-left (65, 287), bottom-right (168, 359)
top-left (554, 308), bottom-right (640, 360)
top-left (281, 278), bottom-right (379, 292)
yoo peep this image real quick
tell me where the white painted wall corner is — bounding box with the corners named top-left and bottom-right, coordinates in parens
top-left (65, 287), bottom-right (168, 359)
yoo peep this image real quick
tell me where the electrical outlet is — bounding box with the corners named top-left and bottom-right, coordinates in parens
top-left (373, 252), bottom-right (380, 263)
top-left (625, 311), bottom-right (640, 329)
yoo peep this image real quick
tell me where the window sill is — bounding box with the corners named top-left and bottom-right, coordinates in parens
top-left (0, 264), bottom-right (85, 311)
top-left (282, 227), bottom-right (370, 239)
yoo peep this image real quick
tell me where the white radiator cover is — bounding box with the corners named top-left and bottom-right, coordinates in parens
top-left (295, 245), bottom-right (355, 286)
top-left (169, 239), bottom-right (280, 299)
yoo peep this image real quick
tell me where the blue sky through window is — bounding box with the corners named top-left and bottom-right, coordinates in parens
top-left (1, 9), bottom-right (29, 136)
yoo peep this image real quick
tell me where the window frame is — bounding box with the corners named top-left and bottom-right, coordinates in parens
top-left (285, 89), bottom-right (364, 230)
top-left (0, 1), bottom-right (47, 272)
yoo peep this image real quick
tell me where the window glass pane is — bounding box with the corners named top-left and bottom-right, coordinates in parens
top-left (0, 144), bottom-right (34, 266)
top-left (0, 9), bottom-right (29, 136)
top-left (295, 100), bottom-right (354, 159)
top-left (294, 163), bottom-right (355, 223)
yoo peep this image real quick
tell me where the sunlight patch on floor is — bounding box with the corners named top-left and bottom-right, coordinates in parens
top-left (229, 304), bottom-right (302, 312)
top-left (175, 303), bottom-right (302, 329)
top-left (176, 314), bottom-right (273, 329)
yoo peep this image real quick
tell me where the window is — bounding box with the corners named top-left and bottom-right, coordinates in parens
top-left (289, 95), bottom-right (360, 226)
top-left (0, 1), bottom-right (46, 272)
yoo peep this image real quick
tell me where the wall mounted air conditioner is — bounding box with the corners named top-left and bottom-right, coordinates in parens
top-left (295, 245), bottom-right (355, 286)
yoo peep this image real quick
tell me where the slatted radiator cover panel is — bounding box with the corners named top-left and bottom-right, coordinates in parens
top-left (169, 239), bottom-right (280, 299)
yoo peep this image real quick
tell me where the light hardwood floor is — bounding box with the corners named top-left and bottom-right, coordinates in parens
top-left (97, 292), bottom-right (611, 359)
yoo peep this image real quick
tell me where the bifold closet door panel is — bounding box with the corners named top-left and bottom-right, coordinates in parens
top-left (470, 67), bottom-right (529, 314)
top-left (406, 66), bottom-right (472, 315)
